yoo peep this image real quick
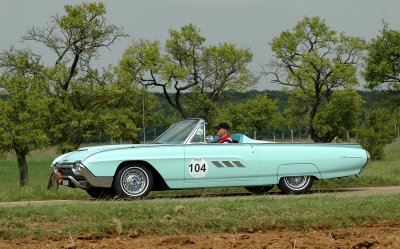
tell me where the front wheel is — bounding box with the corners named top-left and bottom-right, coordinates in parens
top-left (113, 164), bottom-right (153, 199)
top-left (278, 176), bottom-right (313, 194)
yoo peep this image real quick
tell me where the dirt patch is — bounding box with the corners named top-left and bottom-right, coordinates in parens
top-left (1, 221), bottom-right (399, 249)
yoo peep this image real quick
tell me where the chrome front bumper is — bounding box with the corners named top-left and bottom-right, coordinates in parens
top-left (54, 162), bottom-right (113, 189)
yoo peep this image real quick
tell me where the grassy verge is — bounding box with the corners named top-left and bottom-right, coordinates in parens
top-left (0, 194), bottom-right (399, 240)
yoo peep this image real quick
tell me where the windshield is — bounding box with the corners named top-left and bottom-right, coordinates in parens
top-left (152, 119), bottom-right (202, 144)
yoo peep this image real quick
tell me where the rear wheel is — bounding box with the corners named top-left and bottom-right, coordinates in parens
top-left (245, 185), bottom-right (274, 194)
top-left (278, 176), bottom-right (313, 194)
top-left (113, 164), bottom-right (153, 199)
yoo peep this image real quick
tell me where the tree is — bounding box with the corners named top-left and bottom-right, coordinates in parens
top-left (313, 89), bottom-right (363, 141)
top-left (358, 22), bottom-right (400, 158)
top-left (118, 23), bottom-right (257, 120)
top-left (0, 73), bottom-right (51, 186)
top-left (48, 68), bottom-right (154, 152)
top-left (363, 23), bottom-right (400, 93)
top-left (23, 2), bottom-right (127, 96)
top-left (215, 94), bottom-right (283, 138)
top-left (356, 109), bottom-right (396, 159)
top-left (0, 2), bottom-right (143, 153)
top-left (283, 88), bottom-right (308, 139)
top-left (263, 16), bottom-right (366, 142)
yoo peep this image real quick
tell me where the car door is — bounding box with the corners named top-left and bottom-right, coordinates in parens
top-left (183, 143), bottom-right (258, 187)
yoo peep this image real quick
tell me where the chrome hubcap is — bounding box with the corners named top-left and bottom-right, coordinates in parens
top-left (283, 176), bottom-right (310, 190)
top-left (121, 168), bottom-right (148, 196)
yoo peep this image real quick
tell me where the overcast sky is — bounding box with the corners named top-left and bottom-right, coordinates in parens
top-left (1, 0), bottom-right (399, 90)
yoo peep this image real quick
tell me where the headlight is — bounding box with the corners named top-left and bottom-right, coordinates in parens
top-left (72, 161), bottom-right (82, 175)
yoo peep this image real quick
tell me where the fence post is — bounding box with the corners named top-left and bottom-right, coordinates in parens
top-left (291, 129), bottom-right (294, 142)
top-left (273, 128), bottom-right (276, 142)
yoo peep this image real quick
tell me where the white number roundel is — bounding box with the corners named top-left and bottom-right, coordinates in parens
top-left (188, 158), bottom-right (208, 178)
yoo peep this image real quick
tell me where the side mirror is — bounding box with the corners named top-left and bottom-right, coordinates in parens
top-left (205, 135), bottom-right (215, 143)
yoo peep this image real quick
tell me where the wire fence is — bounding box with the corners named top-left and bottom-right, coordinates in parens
top-left (90, 124), bottom-right (400, 145)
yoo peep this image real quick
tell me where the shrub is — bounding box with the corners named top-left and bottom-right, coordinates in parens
top-left (356, 109), bottom-right (396, 159)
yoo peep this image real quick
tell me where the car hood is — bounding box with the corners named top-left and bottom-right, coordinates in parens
top-left (54, 144), bottom-right (138, 165)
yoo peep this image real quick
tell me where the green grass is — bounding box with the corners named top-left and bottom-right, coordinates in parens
top-left (0, 154), bottom-right (88, 201)
top-left (0, 194), bottom-right (399, 239)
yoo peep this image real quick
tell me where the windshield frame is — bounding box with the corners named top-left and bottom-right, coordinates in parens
top-left (152, 119), bottom-right (205, 144)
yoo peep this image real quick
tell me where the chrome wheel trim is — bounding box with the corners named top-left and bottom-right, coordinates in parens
top-left (283, 176), bottom-right (310, 190)
top-left (120, 167), bottom-right (149, 196)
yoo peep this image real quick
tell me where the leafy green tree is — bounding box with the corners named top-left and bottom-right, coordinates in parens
top-left (264, 16), bottom-right (366, 142)
top-left (313, 89), bottom-right (363, 141)
top-left (283, 88), bottom-right (309, 138)
top-left (49, 68), bottom-right (157, 152)
top-left (363, 23), bottom-right (400, 92)
top-left (0, 3), bottom-right (147, 153)
top-left (118, 23), bottom-right (257, 120)
top-left (358, 22), bottom-right (400, 156)
top-left (215, 94), bottom-right (283, 138)
top-left (356, 109), bottom-right (396, 159)
top-left (0, 73), bottom-right (51, 186)
top-left (95, 87), bottom-right (160, 143)
top-left (24, 2), bottom-right (127, 96)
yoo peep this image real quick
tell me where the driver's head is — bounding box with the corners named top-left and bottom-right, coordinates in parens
top-left (214, 123), bottom-right (231, 137)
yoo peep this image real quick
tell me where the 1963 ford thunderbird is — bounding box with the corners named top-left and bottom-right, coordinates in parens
top-left (51, 118), bottom-right (369, 199)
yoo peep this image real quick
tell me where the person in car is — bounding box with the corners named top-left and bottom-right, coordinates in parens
top-left (213, 123), bottom-right (233, 143)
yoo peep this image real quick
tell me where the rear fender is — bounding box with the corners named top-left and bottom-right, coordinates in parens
top-left (277, 163), bottom-right (322, 180)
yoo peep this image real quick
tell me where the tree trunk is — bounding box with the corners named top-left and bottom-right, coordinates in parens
top-left (14, 147), bottom-right (28, 187)
top-left (308, 103), bottom-right (319, 142)
top-left (308, 101), bottom-right (334, 143)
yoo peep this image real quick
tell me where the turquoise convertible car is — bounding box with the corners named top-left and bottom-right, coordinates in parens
top-left (51, 118), bottom-right (369, 199)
